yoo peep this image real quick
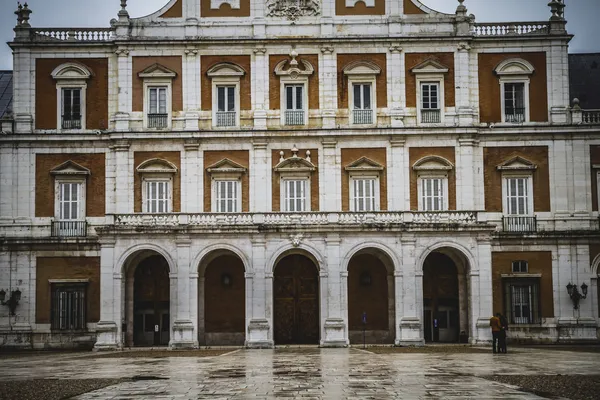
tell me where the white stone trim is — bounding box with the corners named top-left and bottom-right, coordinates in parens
top-left (349, 173), bottom-right (380, 212)
top-left (280, 175), bottom-right (311, 212)
top-left (345, 0), bottom-right (375, 7)
top-left (501, 174), bottom-right (534, 216)
top-left (141, 175), bottom-right (173, 213)
top-left (211, 0), bottom-right (241, 10)
top-left (54, 176), bottom-right (86, 221)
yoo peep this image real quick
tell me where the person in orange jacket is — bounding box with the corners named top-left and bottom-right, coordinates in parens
top-left (489, 313), bottom-right (502, 353)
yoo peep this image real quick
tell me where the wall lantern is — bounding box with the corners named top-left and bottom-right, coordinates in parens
top-left (566, 282), bottom-right (587, 309)
top-left (0, 288), bottom-right (22, 316)
top-left (359, 271), bottom-right (372, 286)
top-left (221, 273), bottom-right (232, 287)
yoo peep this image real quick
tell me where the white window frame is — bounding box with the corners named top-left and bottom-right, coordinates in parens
top-left (207, 63), bottom-right (245, 129)
top-left (494, 58), bottom-right (535, 124)
top-left (512, 260), bottom-right (529, 273)
top-left (51, 62), bottom-right (92, 132)
top-left (500, 78), bottom-right (530, 124)
top-left (142, 177), bottom-right (172, 214)
top-left (143, 81), bottom-right (172, 130)
top-left (280, 80), bottom-right (308, 126)
top-left (417, 173), bottom-right (449, 212)
top-left (416, 76), bottom-right (445, 126)
top-left (280, 175), bottom-right (311, 212)
top-left (212, 177), bottom-right (242, 213)
top-left (349, 174), bottom-right (380, 212)
top-left (54, 177), bottom-right (86, 221)
top-left (502, 174), bottom-right (533, 216)
top-left (343, 61), bottom-right (380, 126)
top-left (58, 86), bottom-right (85, 131)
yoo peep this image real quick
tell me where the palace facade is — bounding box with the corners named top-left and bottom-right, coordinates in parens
top-left (1, 0), bottom-right (599, 349)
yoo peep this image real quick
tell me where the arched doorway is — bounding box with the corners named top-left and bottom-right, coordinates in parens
top-left (127, 254), bottom-right (170, 346)
top-left (422, 251), bottom-right (469, 343)
top-left (347, 250), bottom-right (395, 344)
top-left (199, 252), bottom-right (246, 346)
top-left (273, 254), bottom-right (319, 345)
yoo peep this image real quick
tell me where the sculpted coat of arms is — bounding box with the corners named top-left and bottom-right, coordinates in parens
top-left (266, 0), bottom-right (321, 21)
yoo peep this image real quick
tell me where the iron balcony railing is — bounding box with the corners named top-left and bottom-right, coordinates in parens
top-left (421, 109), bottom-right (441, 124)
top-left (505, 108), bottom-right (526, 123)
top-left (61, 115), bottom-right (81, 129)
top-left (51, 220), bottom-right (88, 237)
top-left (353, 109), bottom-right (373, 125)
top-left (284, 110), bottom-right (305, 126)
top-left (147, 113), bottom-right (168, 129)
top-left (216, 111), bottom-right (236, 127)
top-left (502, 216), bottom-right (537, 233)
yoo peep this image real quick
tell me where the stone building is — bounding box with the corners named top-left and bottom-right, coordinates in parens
top-left (0, 0), bottom-right (599, 349)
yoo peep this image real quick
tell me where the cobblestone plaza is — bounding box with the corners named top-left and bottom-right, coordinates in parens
top-left (0, 347), bottom-right (599, 399)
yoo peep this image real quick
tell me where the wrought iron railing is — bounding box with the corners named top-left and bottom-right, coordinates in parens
top-left (147, 113), bottom-right (168, 129)
top-left (51, 220), bottom-right (87, 237)
top-left (505, 108), bottom-right (526, 123)
top-left (502, 216), bottom-right (537, 233)
top-left (353, 109), bottom-right (373, 125)
top-left (61, 115), bottom-right (81, 129)
top-left (421, 109), bottom-right (441, 124)
top-left (216, 111), bottom-right (236, 127)
top-left (472, 22), bottom-right (549, 36)
top-left (284, 110), bottom-right (305, 126)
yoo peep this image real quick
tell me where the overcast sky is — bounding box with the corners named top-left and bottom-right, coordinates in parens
top-left (1, 0), bottom-right (598, 70)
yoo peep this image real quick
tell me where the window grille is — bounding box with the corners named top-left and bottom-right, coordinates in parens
top-left (51, 283), bottom-right (87, 331)
top-left (352, 83), bottom-right (373, 124)
top-left (61, 88), bottom-right (82, 129)
top-left (148, 87), bottom-right (168, 128)
top-left (421, 82), bottom-right (440, 123)
top-left (503, 278), bottom-right (541, 324)
top-left (504, 82), bottom-right (525, 123)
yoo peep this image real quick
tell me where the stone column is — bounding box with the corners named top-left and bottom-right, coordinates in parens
top-left (472, 239), bottom-right (492, 344)
top-left (251, 141), bottom-right (270, 212)
top-left (456, 42), bottom-right (475, 126)
top-left (12, 47), bottom-right (33, 133)
top-left (388, 44), bottom-right (405, 127)
top-left (114, 48), bottom-right (131, 132)
top-left (247, 238), bottom-right (271, 347)
top-left (320, 140), bottom-right (340, 211)
top-left (183, 49), bottom-right (200, 131)
top-left (171, 237), bottom-right (196, 349)
top-left (572, 140), bottom-right (591, 215)
top-left (456, 137), bottom-right (478, 210)
top-left (112, 140), bottom-right (131, 214)
top-left (388, 138), bottom-right (406, 210)
top-left (182, 140), bottom-right (201, 212)
top-left (322, 234), bottom-right (347, 346)
top-left (398, 237), bottom-right (423, 345)
top-left (252, 47), bottom-right (268, 129)
top-left (393, 269), bottom-right (404, 345)
top-left (95, 238), bottom-right (120, 350)
top-left (320, 46), bottom-right (337, 128)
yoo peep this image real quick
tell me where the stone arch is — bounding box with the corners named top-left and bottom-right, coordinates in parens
top-left (591, 253), bottom-right (600, 276)
top-left (268, 242), bottom-right (325, 274)
top-left (342, 241), bottom-right (400, 274)
top-left (117, 243), bottom-right (177, 276)
top-left (416, 240), bottom-right (476, 274)
top-left (193, 243), bottom-right (251, 276)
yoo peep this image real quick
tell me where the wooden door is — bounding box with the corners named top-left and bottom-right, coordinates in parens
top-left (274, 255), bottom-right (319, 344)
top-left (133, 257), bottom-right (169, 346)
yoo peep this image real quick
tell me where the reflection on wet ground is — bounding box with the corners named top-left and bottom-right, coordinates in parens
top-left (0, 347), bottom-right (598, 399)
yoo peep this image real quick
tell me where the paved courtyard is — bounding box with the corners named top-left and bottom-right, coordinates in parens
top-left (0, 347), bottom-right (599, 399)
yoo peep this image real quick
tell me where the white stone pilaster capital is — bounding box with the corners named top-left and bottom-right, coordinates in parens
top-left (189, 273), bottom-right (199, 279)
top-left (115, 48), bottom-right (130, 57)
top-left (111, 140), bottom-right (130, 152)
top-left (390, 137), bottom-right (406, 147)
top-left (244, 272), bottom-right (256, 278)
top-left (175, 237), bottom-right (192, 247)
top-left (252, 141), bottom-right (268, 150)
top-left (253, 47), bottom-right (267, 55)
top-left (324, 233), bottom-right (341, 245)
top-left (99, 237), bottom-right (116, 247)
top-left (340, 271), bottom-right (348, 278)
top-left (113, 272), bottom-right (123, 279)
top-left (183, 139), bottom-right (200, 151)
top-left (265, 272), bottom-right (274, 279)
top-left (320, 46), bottom-right (334, 55)
top-left (184, 48), bottom-right (198, 57)
top-left (458, 137), bottom-right (479, 147)
top-left (251, 237), bottom-right (267, 247)
top-left (389, 44), bottom-right (403, 54)
top-left (319, 271), bottom-right (329, 278)
top-left (394, 271), bottom-right (403, 278)
top-left (457, 42), bottom-right (472, 52)
top-left (321, 139), bottom-right (337, 149)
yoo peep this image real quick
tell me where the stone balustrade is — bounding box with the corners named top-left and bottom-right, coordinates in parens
top-left (112, 211), bottom-right (483, 229)
top-left (32, 28), bottom-right (114, 42)
top-left (582, 110), bottom-right (600, 125)
top-left (472, 22), bottom-right (549, 36)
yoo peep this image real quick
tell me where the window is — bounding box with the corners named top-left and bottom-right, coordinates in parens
top-left (420, 82), bottom-right (440, 123)
top-left (51, 283), bottom-right (87, 331)
top-left (419, 177), bottom-right (445, 211)
top-left (494, 58), bottom-right (535, 124)
top-left (217, 86), bottom-right (237, 127)
top-left (284, 84), bottom-right (305, 125)
top-left (504, 278), bottom-right (540, 324)
top-left (61, 88), bottom-right (82, 129)
top-left (50, 161), bottom-right (90, 237)
top-left (207, 63), bottom-right (245, 128)
top-left (148, 87), bottom-right (168, 128)
top-left (351, 177), bottom-right (377, 212)
top-left (215, 180), bottom-right (239, 213)
top-left (512, 260), bottom-right (528, 273)
top-left (58, 182), bottom-right (83, 220)
top-left (343, 61), bottom-right (380, 126)
top-left (138, 63), bottom-right (177, 130)
top-left (504, 177), bottom-right (531, 215)
top-left (207, 158), bottom-right (247, 213)
top-left (283, 179), bottom-right (308, 212)
top-left (145, 180), bottom-right (170, 213)
top-left (411, 58), bottom-right (448, 125)
top-left (51, 62), bottom-right (91, 131)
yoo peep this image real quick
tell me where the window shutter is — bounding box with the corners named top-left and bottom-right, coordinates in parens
top-left (363, 84), bottom-right (371, 109)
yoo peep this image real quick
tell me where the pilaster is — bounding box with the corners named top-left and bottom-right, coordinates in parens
top-left (251, 141), bottom-right (270, 212)
top-left (472, 238), bottom-right (492, 344)
top-left (114, 48), bottom-right (131, 132)
top-left (12, 48), bottom-right (33, 133)
top-left (456, 42), bottom-right (475, 126)
top-left (320, 140), bottom-right (340, 211)
top-left (388, 44), bottom-right (405, 127)
top-left (397, 237), bottom-right (423, 346)
top-left (247, 238), bottom-right (272, 348)
top-left (319, 46), bottom-right (337, 128)
top-left (171, 237), bottom-right (197, 349)
top-left (252, 47), bottom-right (268, 129)
top-left (112, 140), bottom-right (131, 214)
top-left (183, 140), bottom-right (201, 212)
top-left (94, 238), bottom-right (120, 350)
top-left (183, 48), bottom-right (200, 131)
top-left (322, 234), bottom-right (348, 347)
top-left (456, 137), bottom-right (478, 210)
top-left (388, 138), bottom-right (406, 210)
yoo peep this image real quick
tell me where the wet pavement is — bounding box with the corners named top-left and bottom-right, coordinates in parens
top-left (0, 347), bottom-right (598, 399)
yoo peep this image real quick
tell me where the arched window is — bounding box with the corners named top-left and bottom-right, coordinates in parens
top-left (51, 62), bottom-right (92, 131)
top-left (412, 155), bottom-right (454, 211)
top-left (494, 58), bottom-right (535, 124)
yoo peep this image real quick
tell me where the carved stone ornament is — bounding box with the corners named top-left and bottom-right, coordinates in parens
top-left (267, 0), bottom-right (321, 22)
top-left (290, 233), bottom-right (304, 247)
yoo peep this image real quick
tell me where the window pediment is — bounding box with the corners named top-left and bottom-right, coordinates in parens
top-left (343, 61), bottom-right (381, 76)
top-left (138, 63), bottom-right (178, 79)
top-left (206, 63), bottom-right (246, 78)
top-left (494, 58), bottom-right (535, 76)
top-left (274, 147), bottom-right (316, 173)
top-left (206, 158), bottom-right (247, 174)
top-left (412, 155), bottom-right (454, 171)
top-left (51, 62), bottom-right (93, 81)
top-left (275, 59), bottom-right (314, 78)
top-left (345, 156), bottom-right (384, 172)
top-left (50, 160), bottom-right (91, 176)
top-left (136, 158), bottom-right (178, 174)
top-left (411, 58), bottom-right (449, 74)
top-left (496, 155), bottom-right (537, 171)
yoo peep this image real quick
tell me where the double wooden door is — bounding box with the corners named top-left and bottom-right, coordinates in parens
top-left (273, 255), bottom-right (319, 344)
